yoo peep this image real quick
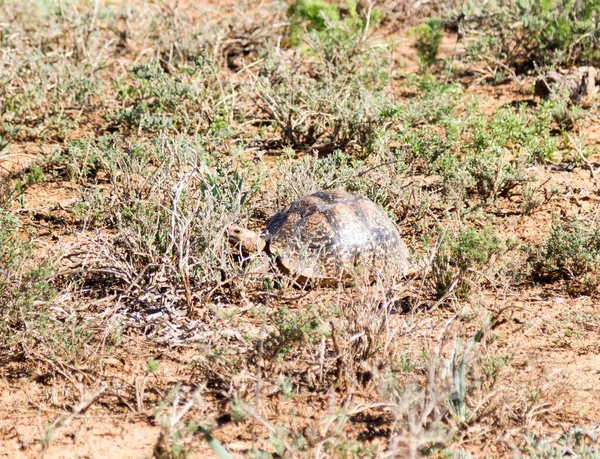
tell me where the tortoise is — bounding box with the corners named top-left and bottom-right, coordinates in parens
top-left (228, 189), bottom-right (412, 282)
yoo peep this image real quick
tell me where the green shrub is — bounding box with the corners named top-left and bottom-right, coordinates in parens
top-left (432, 225), bottom-right (505, 299)
top-left (265, 306), bottom-right (323, 358)
top-left (409, 18), bottom-right (443, 70)
top-left (460, 0), bottom-right (600, 72)
top-left (252, 31), bottom-right (390, 150)
top-left (108, 57), bottom-right (224, 135)
top-left (66, 136), bottom-right (261, 301)
top-left (288, 0), bottom-right (342, 34)
top-left (287, 0), bottom-right (371, 46)
top-left (0, 211), bottom-right (55, 352)
top-left (527, 217), bottom-right (600, 296)
top-left (523, 428), bottom-right (600, 457)
top-left (0, 2), bottom-right (105, 141)
top-left (391, 78), bottom-right (559, 207)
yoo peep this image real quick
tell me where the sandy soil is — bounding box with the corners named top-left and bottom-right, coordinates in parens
top-left (2, 5), bottom-right (600, 458)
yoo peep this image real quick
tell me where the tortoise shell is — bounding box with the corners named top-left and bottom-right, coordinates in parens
top-left (263, 190), bottom-right (411, 280)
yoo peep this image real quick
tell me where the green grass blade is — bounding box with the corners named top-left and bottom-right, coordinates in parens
top-left (199, 427), bottom-right (233, 459)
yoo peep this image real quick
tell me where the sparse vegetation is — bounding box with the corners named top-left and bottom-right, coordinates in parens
top-left (287, 0), bottom-right (374, 46)
top-left (409, 18), bottom-right (443, 70)
top-left (431, 225), bottom-right (506, 299)
top-left (1, 0), bottom-right (600, 457)
top-left (458, 0), bottom-right (600, 74)
top-left (527, 217), bottom-right (600, 296)
top-left (253, 26), bottom-right (390, 151)
top-left (0, 211), bottom-right (56, 351)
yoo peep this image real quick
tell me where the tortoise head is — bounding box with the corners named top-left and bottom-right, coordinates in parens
top-left (228, 226), bottom-right (267, 255)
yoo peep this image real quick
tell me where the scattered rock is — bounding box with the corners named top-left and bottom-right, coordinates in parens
top-left (103, 358), bottom-right (121, 367)
top-left (535, 66), bottom-right (599, 108)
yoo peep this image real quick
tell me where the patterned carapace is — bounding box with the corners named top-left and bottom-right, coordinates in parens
top-left (262, 190), bottom-right (412, 280)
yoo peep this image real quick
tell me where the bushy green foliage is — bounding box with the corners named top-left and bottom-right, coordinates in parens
top-left (390, 77), bottom-right (557, 206)
top-left (0, 212), bottom-right (55, 349)
top-left (527, 217), bottom-right (600, 295)
top-left (0, 2), bottom-right (105, 141)
top-left (522, 0), bottom-right (600, 66)
top-left (254, 31), bottom-right (391, 150)
top-left (265, 306), bottom-right (323, 358)
top-left (432, 225), bottom-right (505, 298)
top-left (287, 0), bottom-right (371, 46)
top-left (541, 89), bottom-right (587, 130)
top-left (109, 57), bottom-right (224, 135)
top-left (288, 0), bottom-right (343, 34)
top-left (152, 386), bottom-right (205, 459)
top-left (523, 428), bottom-right (600, 458)
top-left (460, 0), bottom-right (600, 71)
top-left (409, 18), bottom-right (443, 70)
top-left (0, 0), bottom-right (233, 142)
top-left (66, 135), bottom-right (260, 293)
top-left (449, 331), bottom-right (483, 422)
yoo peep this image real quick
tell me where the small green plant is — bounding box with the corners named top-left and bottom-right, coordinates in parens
top-left (265, 306), bottom-right (323, 358)
top-left (479, 354), bottom-right (507, 387)
top-left (520, 183), bottom-right (545, 215)
top-left (523, 428), bottom-right (600, 458)
top-left (198, 427), bottom-right (234, 459)
top-left (152, 387), bottom-right (199, 459)
top-left (229, 397), bottom-right (251, 422)
top-left (459, 0), bottom-right (600, 73)
top-left (39, 424), bottom-right (56, 450)
top-left (409, 18), bottom-right (443, 70)
top-left (253, 23), bottom-right (390, 151)
top-left (276, 376), bottom-right (296, 399)
top-left (43, 319), bottom-right (97, 367)
top-left (540, 88), bottom-right (586, 130)
top-left (72, 191), bottom-right (106, 227)
top-left (153, 388), bottom-right (234, 459)
top-left (26, 166), bottom-right (44, 186)
top-left (108, 57), bottom-right (223, 135)
top-left (527, 217), bottom-right (600, 296)
top-left (288, 0), bottom-right (341, 40)
top-left (0, 211), bottom-right (55, 351)
top-left (287, 0), bottom-right (370, 46)
top-left (147, 356), bottom-right (160, 374)
top-left (199, 163), bottom-right (253, 213)
top-left (449, 331), bottom-right (483, 423)
top-left (398, 354), bottom-right (416, 373)
top-left (431, 225), bottom-right (505, 299)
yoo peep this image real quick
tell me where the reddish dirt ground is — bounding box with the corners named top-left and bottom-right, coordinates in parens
top-left (2, 5), bottom-right (600, 457)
